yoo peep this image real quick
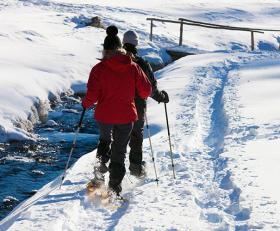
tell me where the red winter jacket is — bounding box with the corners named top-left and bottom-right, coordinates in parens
top-left (82, 54), bottom-right (152, 124)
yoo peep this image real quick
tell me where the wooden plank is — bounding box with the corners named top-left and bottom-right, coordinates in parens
top-left (147, 17), bottom-right (264, 33)
top-left (147, 18), bottom-right (181, 24)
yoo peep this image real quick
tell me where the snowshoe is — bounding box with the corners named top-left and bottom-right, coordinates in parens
top-left (86, 160), bottom-right (106, 195)
top-left (86, 180), bottom-right (127, 209)
top-left (86, 178), bottom-right (105, 193)
top-left (101, 188), bottom-right (129, 209)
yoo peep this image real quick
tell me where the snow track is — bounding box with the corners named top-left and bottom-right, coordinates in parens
top-left (171, 56), bottom-right (237, 229)
top-left (148, 52), bottom-right (280, 230)
top-left (2, 51), bottom-right (280, 230)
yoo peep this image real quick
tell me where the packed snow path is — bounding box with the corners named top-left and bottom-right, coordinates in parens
top-left (1, 0), bottom-right (280, 230)
top-left (2, 51), bottom-right (280, 230)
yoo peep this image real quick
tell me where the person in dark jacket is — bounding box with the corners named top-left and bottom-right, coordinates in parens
top-left (82, 26), bottom-right (152, 194)
top-left (122, 30), bottom-right (169, 177)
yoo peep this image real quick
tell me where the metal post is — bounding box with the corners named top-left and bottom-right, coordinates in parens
top-left (144, 109), bottom-right (159, 185)
top-left (164, 103), bottom-right (176, 179)
top-left (251, 31), bottom-right (255, 51)
top-left (179, 21), bottom-right (183, 46)
top-left (150, 19), bottom-right (153, 41)
top-left (60, 108), bottom-right (86, 188)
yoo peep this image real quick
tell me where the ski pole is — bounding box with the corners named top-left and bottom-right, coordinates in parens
top-left (164, 103), bottom-right (176, 179)
top-left (144, 109), bottom-right (159, 186)
top-left (60, 107), bottom-right (86, 188)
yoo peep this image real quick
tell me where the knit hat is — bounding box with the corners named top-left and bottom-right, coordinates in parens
top-left (123, 30), bottom-right (139, 46)
top-left (103, 25), bottom-right (122, 50)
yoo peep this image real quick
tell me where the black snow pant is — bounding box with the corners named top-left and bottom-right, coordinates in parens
top-left (129, 100), bottom-right (145, 166)
top-left (97, 122), bottom-right (133, 188)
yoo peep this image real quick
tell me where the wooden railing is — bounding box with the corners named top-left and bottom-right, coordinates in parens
top-left (146, 17), bottom-right (280, 51)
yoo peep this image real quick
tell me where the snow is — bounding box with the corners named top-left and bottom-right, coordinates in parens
top-left (0, 0), bottom-right (173, 142)
top-left (222, 56), bottom-right (280, 228)
top-left (237, 63), bottom-right (280, 122)
top-left (1, 0), bottom-right (280, 230)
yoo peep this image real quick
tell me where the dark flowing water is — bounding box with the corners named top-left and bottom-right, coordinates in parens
top-left (0, 94), bottom-right (99, 220)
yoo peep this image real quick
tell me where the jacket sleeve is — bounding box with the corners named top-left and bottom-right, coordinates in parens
top-left (134, 64), bottom-right (152, 99)
top-left (137, 58), bottom-right (162, 102)
top-left (82, 66), bottom-right (101, 108)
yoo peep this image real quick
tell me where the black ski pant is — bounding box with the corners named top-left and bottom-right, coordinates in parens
top-left (97, 122), bottom-right (133, 185)
top-left (129, 103), bottom-right (145, 166)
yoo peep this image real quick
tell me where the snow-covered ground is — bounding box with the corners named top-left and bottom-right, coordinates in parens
top-left (1, 0), bottom-right (280, 230)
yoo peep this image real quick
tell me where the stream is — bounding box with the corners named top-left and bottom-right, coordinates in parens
top-left (0, 94), bottom-right (99, 220)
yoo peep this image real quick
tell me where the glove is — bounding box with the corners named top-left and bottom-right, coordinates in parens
top-left (158, 90), bottom-right (169, 103)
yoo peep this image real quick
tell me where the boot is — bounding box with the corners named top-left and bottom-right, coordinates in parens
top-left (108, 181), bottom-right (122, 195)
top-left (108, 162), bottom-right (126, 195)
top-left (96, 139), bottom-right (111, 164)
top-left (129, 161), bottom-right (146, 177)
top-left (94, 158), bottom-right (109, 174)
top-left (95, 139), bottom-right (111, 173)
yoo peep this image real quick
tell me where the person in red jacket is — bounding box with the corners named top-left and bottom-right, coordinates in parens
top-left (82, 25), bottom-right (152, 194)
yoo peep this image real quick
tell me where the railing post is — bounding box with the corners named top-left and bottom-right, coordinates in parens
top-left (179, 21), bottom-right (183, 46)
top-left (150, 19), bottom-right (153, 41)
top-left (251, 31), bottom-right (255, 51)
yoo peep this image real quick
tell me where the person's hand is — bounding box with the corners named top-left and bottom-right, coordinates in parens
top-left (159, 90), bottom-right (169, 103)
top-left (161, 90), bottom-right (169, 103)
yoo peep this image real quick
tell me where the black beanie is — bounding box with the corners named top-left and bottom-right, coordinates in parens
top-left (103, 25), bottom-right (122, 50)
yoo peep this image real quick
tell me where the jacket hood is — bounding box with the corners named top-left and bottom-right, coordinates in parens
top-left (102, 54), bottom-right (132, 72)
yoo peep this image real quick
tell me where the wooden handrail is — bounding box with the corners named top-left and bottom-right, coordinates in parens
top-left (147, 17), bottom-right (264, 33)
top-left (179, 21), bottom-right (263, 33)
top-left (179, 18), bottom-right (280, 32)
top-left (147, 17), bottom-right (182, 24)
top-left (146, 17), bottom-right (280, 51)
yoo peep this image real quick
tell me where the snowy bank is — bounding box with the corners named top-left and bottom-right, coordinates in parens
top-left (2, 51), bottom-right (280, 230)
top-left (0, 0), bottom-right (169, 142)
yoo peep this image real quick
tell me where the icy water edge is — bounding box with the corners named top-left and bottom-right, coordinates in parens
top-left (0, 94), bottom-right (99, 220)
